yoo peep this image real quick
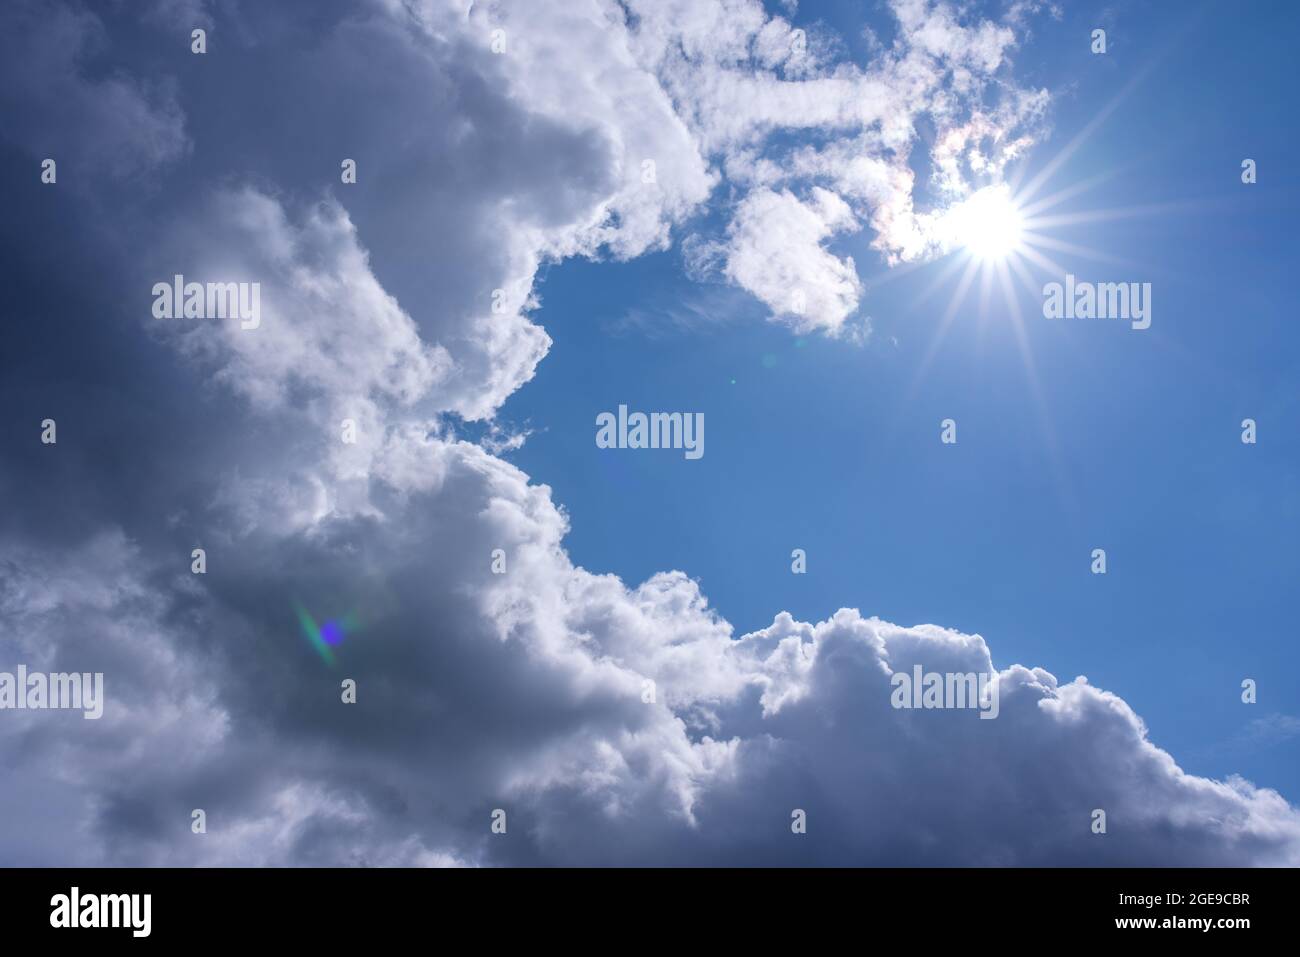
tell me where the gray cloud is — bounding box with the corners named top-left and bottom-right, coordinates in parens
top-left (0, 0), bottom-right (189, 180)
top-left (0, 0), bottom-right (1295, 867)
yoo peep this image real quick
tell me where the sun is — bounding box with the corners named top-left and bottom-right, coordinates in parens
top-left (951, 183), bottom-right (1025, 261)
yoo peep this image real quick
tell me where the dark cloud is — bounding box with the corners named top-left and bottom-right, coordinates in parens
top-left (0, 0), bottom-right (1295, 867)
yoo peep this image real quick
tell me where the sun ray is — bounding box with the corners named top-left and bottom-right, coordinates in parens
top-left (858, 251), bottom-right (938, 293)
top-left (1014, 64), bottom-right (1154, 207)
top-left (1016, 167), bottom-right (1126, 220)
top-left (1020, 231), bottom-right (1148, 270)
top-left (903, 245), bottom-right (975, 314)
top-left (1005, 250), bottom-right (1044, 302)
top-left (905, 254), bottom-right (981, 403)
top-left (1014, 243), bottom-right (1074, 280)
top-left (1024, 196), bottom-right (1230, 231)
top-left (994, 260), bottom-right (1079, 515)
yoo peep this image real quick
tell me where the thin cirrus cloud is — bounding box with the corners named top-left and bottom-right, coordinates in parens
top-left (0, 0), bottom-right (1295, 866)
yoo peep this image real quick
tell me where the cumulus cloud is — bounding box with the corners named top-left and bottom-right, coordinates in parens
top-left (624, 0), bottom-right (1049, 307)
top-left (719, 187), bottom-right (863, 332)
top-left (0, 0), bottom-right (1295, 869)
top-left (0, 0), bottom-right (189, 179)
top-left (6, 522), bottom-right (1297, 865)
top-left (711, 612), bottom-right (1300, 865)
top-left (160, 189), bottom-right (452, 414)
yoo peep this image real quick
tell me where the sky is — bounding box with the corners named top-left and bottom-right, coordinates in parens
top-left (0, 0), bottom-right (1297, 867)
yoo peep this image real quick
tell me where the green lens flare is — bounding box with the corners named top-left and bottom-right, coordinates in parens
top-left (294, 601), bottom-right (337, 667)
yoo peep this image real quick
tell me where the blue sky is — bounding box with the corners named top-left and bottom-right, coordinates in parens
top-left (2, 0), bottom-right (1297, 866)
top-left (502, 0), bottom-right (1300, 800)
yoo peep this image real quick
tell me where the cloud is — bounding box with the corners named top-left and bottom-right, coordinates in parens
top-left (706, 612), bottom-right (1300, 866)
top-left (159, 188), bottom-right (452, 414)
top-left (623, 0), bottom-right (1050, 292)
top-left (1240, 714), bottom-right (1300, 748)
top-left (0, 0), bottom-right (190, 180)
top-left (720, 187), bottom-right (863, 333)
top-left (0, 0), bottom-right (1295, 868)
top-left (392, 0), bottom-right (717, 262)
top-left (6, 520), bottom-right (1297, 865)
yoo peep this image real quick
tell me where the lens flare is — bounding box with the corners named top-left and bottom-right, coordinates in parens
top-left (294, 603), bottom-right (359, 665)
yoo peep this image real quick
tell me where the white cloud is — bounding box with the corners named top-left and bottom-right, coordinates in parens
top-left (616, 0), bottom-right (1050, 296)
top-left (1, 0), bottom-right (1295, 869)
top-left (164, 189), bottom-right (452, 416)
top-left (721, 187), bottom-right (863, 332)
top-left (395, 0), bottom-right (717, 261)
top-left (9, 472), bottom-right (1298, 865)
